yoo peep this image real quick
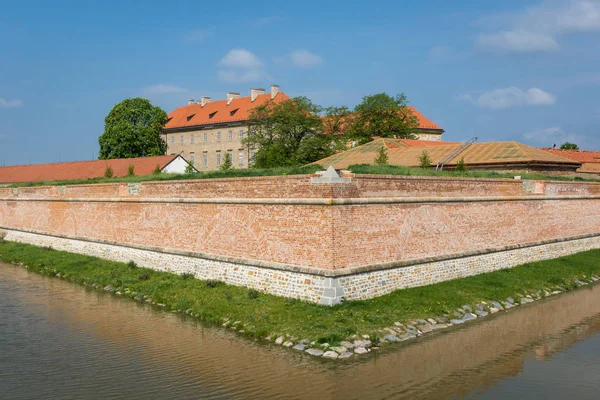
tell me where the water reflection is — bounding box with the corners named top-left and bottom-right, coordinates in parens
top-left (1, 263), bottom-right (600, 399)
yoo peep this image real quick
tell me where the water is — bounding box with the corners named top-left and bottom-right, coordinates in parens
top-left (1, 263), bottom-right (600, 400)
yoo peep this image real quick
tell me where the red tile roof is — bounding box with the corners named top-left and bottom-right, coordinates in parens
top-left (542, 149), bottom-right (600, 174)
top-left (164, 92), bottom-right (291, 130)
top-left (406, 106), bottom-right (442, 130)
top-left (0, 155), bottom-right (180, 184)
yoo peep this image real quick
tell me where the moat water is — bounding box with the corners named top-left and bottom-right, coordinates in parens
top-left (2, 262), bottom-right (600, 399)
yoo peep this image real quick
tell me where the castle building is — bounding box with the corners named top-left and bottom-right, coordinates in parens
top-left (162, 85), bottom-right (444, 171)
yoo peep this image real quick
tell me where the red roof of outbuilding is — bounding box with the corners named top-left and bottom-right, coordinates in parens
top-left (164, 92), bottom-right (291, 130)
top-left (0, 155), bottom-right (180, 184)
top-left (406, 106), bottom-right (442, 130)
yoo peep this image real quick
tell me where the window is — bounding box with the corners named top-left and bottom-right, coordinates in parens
top-left (239, 130), bottom-right (244, 140)
top-left (171, 136), bottom-right (175, 144)
top-left (250, 151), bottom-right (255, 165)
top-left (216, 153), bottom-right (222, 166)
top-left (216, 131), bottom-right (221, 141)
top-left (203, 133), bottom-right (208, 142)
top-left (186, 114), bottom-right (195, 122)
top-left (189, 153), bottom-right (195, 165)
top-left (180, 135), bottom-right (184, 144)
top-left (202, 153), bottom-right (208, 168)
top-left (228, 130), bottom-right (233, 141)
top-left (238, 151), bottom-right (244, 166)
top-left (190, 135), bottom-right (195, 144)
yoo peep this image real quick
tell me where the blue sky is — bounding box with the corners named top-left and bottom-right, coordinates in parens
top-left (1, 0), bottom-right (599, 165)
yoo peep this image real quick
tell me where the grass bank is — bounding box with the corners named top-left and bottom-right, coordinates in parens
top-left (348, 164), bottom-right (599, 182)
top-left (1, 240), bottom-right (599, 346)
top-left (9, 164), bottom-right (323, 188)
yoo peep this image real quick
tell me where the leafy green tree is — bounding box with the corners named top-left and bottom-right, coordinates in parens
top-left (455, 157), bottom-right (468, 173)
top-left (244, 96), bottom-right (331, 168)
top-left (560, 142), bottom-right (579, 150)
top-left (127, 164), bottom-right (135, 176)
top-left (98, 98), bottom-right (168, 159)
top-left (152, 164), bottom-right (162, 175)
top-left (419, 151), bottom-right (432, 168)
top-left (220, 153), bottom-right (233, 171)
top-left (348, 93), bottom-right (418, 144)
top-left (374, 146), bottom-right (389, 165)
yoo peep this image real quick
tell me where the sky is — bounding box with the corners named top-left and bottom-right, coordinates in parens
top-left (1, 0), bottom-right (599, 166)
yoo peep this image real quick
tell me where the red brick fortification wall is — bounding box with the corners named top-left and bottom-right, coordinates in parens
top-left (1, 175), bottom-right (600, 273)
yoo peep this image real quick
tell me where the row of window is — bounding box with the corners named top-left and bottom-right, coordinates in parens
top-left (171, 130), bottom-right (245, 145)
top-left (188, 150), bottom-right (255, 168)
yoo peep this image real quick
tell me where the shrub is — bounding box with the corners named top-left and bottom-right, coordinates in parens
top-left (152, 164), bottom-right (162, 175)
top-left (104, 165), bottom-right (114, 178)
top-left (374, 147), bottom-right (389, 165)
top-left (127, 260), bottom-right (138, 269)
top-left (0, 230), bottom-right (7, 242)
top-left (248, 289), bottom-right (260, 299)
top-left (185, 161), bottom-right (195, 174)
top-left (455, 157), bottom-right (468, 173)
top-left (127, 164), bottom-right (135, 176)
top-left (419, 151), bottom-right (432, 168)
top-left (138, 273), bottom-right (149, 281)
top-left (181, 272), bottom-right (195, 280)
top-left (220, 153), bottom-right (233, 171)
top-left (205, 279), bottom-right (221, 288)
top-left (224, 290), bottom-right (232, 300)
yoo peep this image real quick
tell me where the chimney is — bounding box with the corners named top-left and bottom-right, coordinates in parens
top-left (226, 92), bottom-right (240, 105)
top-left (270, 84), bottom-right (279, 100)
top-left (187, 99), bottom-right (194, 105)
top-left (250, 88), bottom-right (265, 102)
top-left (199, 96), bottom-right (211, 107)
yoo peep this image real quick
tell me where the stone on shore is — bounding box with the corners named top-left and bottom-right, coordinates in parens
top-left (340, 341), bottom-right (355, 350)
top-left (275, 336), bottom-right (284, 345)
top-left (322, 351), bottom-right (339, 359)
top-left (384, 334), bottom-right (400, 343)
top-left (293, 344), bottom-right (306, 351)
top-left (462, 313), bottom-right (477, 321)
top-left (353, 339), bottom-right (372, 348)
top-left (305, 348), bottom-right (324, 356)
top-left (354, 347), bottom-right (368, 354)
top-left (450, 319), bottom-right (465, 325)
top-left (338, 351), bottom-right (353, 359)
top-left (475, 310), bottom-right (489, 317)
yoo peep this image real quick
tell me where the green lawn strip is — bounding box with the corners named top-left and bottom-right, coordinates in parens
top-left (1, 240), bottom-right (599, 346)
top-left (348, 164), bottom-right (600, 182)
top-left (8, 164), bottom-right (323, 188)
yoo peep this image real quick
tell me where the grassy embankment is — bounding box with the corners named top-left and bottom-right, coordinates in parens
top-left (347, 164), bottom-right (599, 182)
top-left (9, 163), bottom-right (598, 188)
top-left (1, 240), bottom-right (599, 345)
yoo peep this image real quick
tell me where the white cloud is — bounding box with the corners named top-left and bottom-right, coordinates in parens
top-left (477, 0), bottom-right (600, 53)
top-left (0, 97), bottom-right (23, 108)
top-left (141, 84), bottom-right (188, 95)
top-left (274, 49), bottom-right (323, 68)
top-left (218, 49), bottom-right (263, 69)
top-left (523, 126), bottom-right (585, 147)
top-left (459, 87), bottom-right (556, 109)
top-left (476, 30), bottom-right (559, 53)
top-left (217, 70), bottom-right (271, 84)
top-left (184, 29), bottom-right (213, 41)
top-left (251, 16), bottom-right (281, 28)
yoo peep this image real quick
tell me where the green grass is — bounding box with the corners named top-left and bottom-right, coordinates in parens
top-left (348, 164), bottom-right (599, 182)
top-left (1, 240), bottom-right (599, 345)
top-left (9, 165), bottom-right (323, 188)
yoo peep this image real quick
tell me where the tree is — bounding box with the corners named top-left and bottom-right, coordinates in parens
top-left (374, 146), bottom-right (389, 165)
top-left (220, 153), bottom-right (233, 171)
top-left (560, 142), bottom-right (579, 150)
top-left (127, 164), bottom-right (135, 176)
top-left (244, 96), bottom-right (332, 168)
top-left (185, 160), bottom-right (195, 174)
top-left (98, 98), bottom-right (168, 159)
top-left (455, 157), bottom-right (468, 173)
top-left (348, 93), bottom-right (418, 144)
top-left (152, 164), bottom-right (162, 175)
top-left (419, 151), bottom-right (432, 168)
top-left (104, 165), bottom-right (114, 178)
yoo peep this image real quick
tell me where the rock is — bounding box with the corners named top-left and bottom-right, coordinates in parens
top-left (551, 291), bottom-right (561, 295)
top-left (490, 301), bottom-right (503, 309)
top-left (338, 351), bottom-right (353, 359)
top-left (502, 302), bottom-right (514, 309)
top-left (575, 279), bottom-right (588, 286)
top-left (427, 318), bottom-right (437, 325)
top-left (320, 343), bottom-right (330, 348)
top-left (462, 313), bottom-right (477, 321)
top-left (506, 297), bottom-right (515, 304)
top-left (322, 351), bottom-right (339, 359)
top-left (340, 341), bottom-right (355, 350)
top-left (450, 319), bottom-right (465, 325)
top-left (292, 344), bottom-right (306, 351)
top-left (416, 319), bottom-right (428, 325)
top-left (238, 330), bottom-right (245, 334)
top-left (305, 348), bottom-right (324, 357)
top-left (56, 273), bottom-right (61, 277)
top-left (384, 334), bottom-right (400, 343)
top-left (435, 317), bottom-right (448, 324)
top-left (362, 334), bottom-right (371, 339)
top-left (521, 298), bottom-right (534, 304)
top-left (354, 347), bottom-right (368, 354)
top-left (462, 305), bottom-right (472, 312)
top-left (475, 310), bottom-right (489, 317)
top-left (283, 341), bottom-right (294, 347)
top-left (489, 307), bottom-right (500, 313)
top-left (476, 304), bottom-right (486, 311)
top-left (418, 324), bottom-right (433, 333)
top-left (232, 321), bottom-right (241, 326)
top-left (353, 339), bottom-right (372, 348)
top-left (384, 327), bottom-right (401, 335)
top-left (394, 322), bottom-right (404, 327)
top-left (453, 311), bottom-right (464, 318)
top-left (299, 339), bottom-right (310, 345)
top-left (399, 333), bottom-right (416, 341)
top-left (103, 285), bottom-right (114, 291)
top-left (430, 324), bottom-right (447, 331)
top-left (455, 308), bottom-right (466, 314)
top-left (330, 346), bottom-right (347, 354)
top-left (275, 336), bottom-right (284, 345)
